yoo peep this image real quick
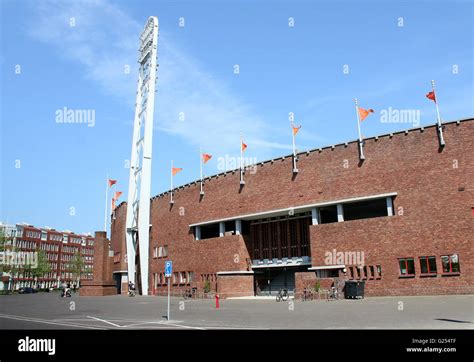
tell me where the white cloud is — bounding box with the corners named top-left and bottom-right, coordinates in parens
top-left (29, 0), bottom-right (140, 99)
top-left (27, 0), bottom-right (297, 163)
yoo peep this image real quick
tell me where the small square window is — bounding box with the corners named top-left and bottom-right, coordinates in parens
top-left (398, 258), bottom-right (415, 276)
top-left (375, 264), bottom-right (382, 279)
top-left (441, 254), bottom-right (460, 274)
top-left (420, 256), bottom-right (437, 274)
top-left (363, 266), bottom-right (368, 279)
top-left (369, 265), bottom-right (375, 279)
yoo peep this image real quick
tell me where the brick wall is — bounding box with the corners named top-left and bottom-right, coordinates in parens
top-left (217, 274), bottom-right (254, 298)
top-left (111, 204), bottom-right (128, 274)
top-left (80, 231), bottom-right (116, 296)
top-left (294, 273), bottom-right (333, 299)
top-left (111, 120), bottom-right (474, 297)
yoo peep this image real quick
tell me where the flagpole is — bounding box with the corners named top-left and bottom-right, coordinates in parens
top-left (291, 121), bottom-right (298, 173)
top-left (170, 160), bottom-right (174, 204)
top-left (112, 183), bottom-right (116, 221)
top-left (104, 174), bottom-right (108, 233)
top-left (354, 98), bottom-right (365, 160)
top-left (431, 80), bottom-right (445, 147)
top-left (200, 147), bottom-right (204, 195)
top-left (240, 133), bottom-right (245, 185)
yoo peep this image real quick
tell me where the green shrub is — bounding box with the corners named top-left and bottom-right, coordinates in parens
top-left (203, 280), bottom-right (211, 293)
top-left (313, 281), bottom-right (321, 292)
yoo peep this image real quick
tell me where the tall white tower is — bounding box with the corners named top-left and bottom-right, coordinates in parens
top-left (125, 16), bottom-right (159, 295)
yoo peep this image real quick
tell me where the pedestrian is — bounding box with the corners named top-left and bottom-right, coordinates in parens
top-left (61, 281), bottom-right (67, 298)
top-left (73, 283), bottom-right (77, 293)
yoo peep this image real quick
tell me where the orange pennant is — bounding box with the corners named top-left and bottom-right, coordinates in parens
top-left (114, 191), bottom-right (123, 200)
top-left (241, 141), bottom-right (247, 152)
top-left (108, 179), bottom-right (117, 187)
top-left (292, 125), bottom-right (301, 136)
top-left (359, 107), bottom-right (374, 122)
top-left (111, 197), bottom-right (116, 211)
top-left (202, 153), bottom-right (212, 164)
top-left (426, 91), bottom-right (436, 103)
top-left (172, 167), bottom-right (183, 176)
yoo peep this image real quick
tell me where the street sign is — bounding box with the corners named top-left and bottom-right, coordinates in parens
top-left (165, 261), bottom-right (172, 277)
top-left (165, 260), bottom-right (173, 321)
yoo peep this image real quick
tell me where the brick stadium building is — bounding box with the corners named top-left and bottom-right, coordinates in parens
top-left (0, 223), bottom-right (95, 290)
top-left (111, 118), bottom-right (473, 297)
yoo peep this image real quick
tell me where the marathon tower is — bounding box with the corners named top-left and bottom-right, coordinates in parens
top-left (125, 17), bottom-right (159, 295)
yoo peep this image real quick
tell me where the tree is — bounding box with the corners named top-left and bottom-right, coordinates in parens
top-left (71, 251), bottom-right (85, 284)
top-left (0, 229), bottom-right (19, 291)
top-left (30, 250), bottom-right (51, 281)
top-left (1, 229), bottom-right (12, 273)
top-left (203, 279), bottom-right (211, 293)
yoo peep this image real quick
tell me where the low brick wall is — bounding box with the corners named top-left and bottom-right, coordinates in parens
top-left (217, 274), bottom-right (254, 298)
top-left (295, 272), bottom-right (335, 299)
top-left (79, 284), bottom-right (117, 296)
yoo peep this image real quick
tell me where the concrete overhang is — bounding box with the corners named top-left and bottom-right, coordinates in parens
top-left (189, 192), bottom-right (397, 227)
top-left (308, 265), bottom-right (346, 270)
top-left (216, 271), bottom-right (254, 275)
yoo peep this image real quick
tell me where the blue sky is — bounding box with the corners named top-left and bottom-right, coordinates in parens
top-left (1, 0), bottom-right (472, 234)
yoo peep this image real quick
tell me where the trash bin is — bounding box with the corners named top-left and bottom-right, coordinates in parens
top-left (355, 281), bottom-right (365, 299)
top-left (344, 280), bottom-right (365, 299)
top-left (344, 281), bottom-right (356, 299)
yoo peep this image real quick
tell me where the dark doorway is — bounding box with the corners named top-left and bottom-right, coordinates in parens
top-left (113, 273), bottom-right (121, 294)
top-left (254, 266), bottom-right (309, 296)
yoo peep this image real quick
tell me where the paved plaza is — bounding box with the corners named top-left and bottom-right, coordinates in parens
top-left (0, 293), bottom-right (472, 330)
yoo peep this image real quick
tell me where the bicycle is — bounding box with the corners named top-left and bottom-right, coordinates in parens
top-left (182, 287), bottom-right (197, 300)
top-left (128, 282), bottom-right (136, 297)
top-left (327, 286), bottom-right (339, 301)
top-left (276, 288), bottom-right (289, 302)
top-left (302, 288), bottom-right (314, 302)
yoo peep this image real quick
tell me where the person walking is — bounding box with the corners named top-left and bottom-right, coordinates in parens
top-left (61, 281), bottom-right (67, 298)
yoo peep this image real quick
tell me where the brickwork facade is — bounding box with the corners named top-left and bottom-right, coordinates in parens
top-left (111, 119), bottom-right (474, 298)
top-left (1, 223), bottom-right (95, 290)
top-left (80, 231), bottom-right (116, 296)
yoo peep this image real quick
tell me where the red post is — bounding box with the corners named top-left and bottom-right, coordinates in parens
top-left (215, 294), bottom-right (220, 309)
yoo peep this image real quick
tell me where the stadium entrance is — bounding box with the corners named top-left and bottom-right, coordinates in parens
top-left (247, 211), bottom-right (312, 296)
top-left (253, 264), bottom-right (310, 296)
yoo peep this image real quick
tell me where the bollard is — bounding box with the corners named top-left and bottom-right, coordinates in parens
top-left (215, 294), bottom-right (220, 309)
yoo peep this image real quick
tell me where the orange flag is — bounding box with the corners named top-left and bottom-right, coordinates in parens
top-left (241, 141), bottom-right (247, 152)
top-left (172, 167), bottom-right (183, 176)
top-left (202, 153), bottom-right (212, 164)
top-left (426, 91), bottom-right (436, 103)
top-left (108, 179), bottom-right (117, 187)
top-left (359, 107), bottom-right (374, 122)
top-left (292, 125), bottom-right (301, 136)
top-left (111, 197), bottom-right (116, 211)
top-left (114, 191), bottom-right (123, 200)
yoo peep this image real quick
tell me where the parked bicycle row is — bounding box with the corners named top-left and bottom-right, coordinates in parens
top-left (277, 279), bottom-right (366, 302)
